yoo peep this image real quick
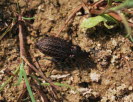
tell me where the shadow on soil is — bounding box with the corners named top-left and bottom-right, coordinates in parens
top-left (85, 25), bottom-right (125, 43)
top-left (53, 47), bottom-right (96, 71)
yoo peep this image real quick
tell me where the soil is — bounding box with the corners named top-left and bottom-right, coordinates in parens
top-left (0, 0), bottom-right (133, 102)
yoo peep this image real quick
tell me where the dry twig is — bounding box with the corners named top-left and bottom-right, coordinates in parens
top-left (17, 14), bottom-right (60, 101)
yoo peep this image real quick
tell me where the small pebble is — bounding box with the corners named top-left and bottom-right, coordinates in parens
top-left (90, 72), bottom-right (101, 82)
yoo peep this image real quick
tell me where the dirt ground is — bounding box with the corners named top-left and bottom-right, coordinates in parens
top-left (0, 0), bottom-right (133, 102)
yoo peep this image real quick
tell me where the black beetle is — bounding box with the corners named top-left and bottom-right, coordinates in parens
top-left (36, 36), bottom-right (81, 61)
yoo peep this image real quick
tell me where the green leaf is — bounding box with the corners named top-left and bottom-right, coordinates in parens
top-left (80, 14), bottom-right (117, 29)
top-left (101, 14), bottom-right (118, 23)
top-left (80, 16), bottom-right (106, 28)
top-left (15, 63), bottom-right (23, 85)
top-left (110, 0), bottom-right (133, 10)
top-left (21, 62), bottom-right (36, 102)
top-left (123, 0), bottom-right (133, 8)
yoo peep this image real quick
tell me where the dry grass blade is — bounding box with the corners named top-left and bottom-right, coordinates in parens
top-left (0, 22), bottom-right (15, 40)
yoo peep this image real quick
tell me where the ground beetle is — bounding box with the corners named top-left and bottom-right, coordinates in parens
top-left (36, 36), bottom-right (81, 61)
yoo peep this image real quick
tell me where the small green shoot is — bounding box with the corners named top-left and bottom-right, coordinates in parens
top-left (107, 0), bottom-right (113, 6)
top-left (0, 67), bottom-right (19, 92)
top-left (17, 62), bottom-right (36, 102)
top-left (110, 0), bottom-right (133, 11)
top-left (42, 82), bottom-right (75, 90)
top-left (22, 17), bottom-right (35, 20)
top-left (80, 14), bottom-right (117, 29)
top-left (0, 21), bottom-right (15, 41)
top-left (30, 75), bottom-right (41, 85)
top-left (0, 16), bottom-right (34, 41)
top-left (15, 63), bottom-right (23, 85)
top-left (30, 75), bottom-right (78, 92)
